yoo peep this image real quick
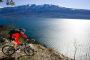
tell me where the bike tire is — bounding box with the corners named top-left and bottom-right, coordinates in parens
top-left (2, 45), bottom-right (15, 56)
top-left (24, 46), bottom-right (34, 56)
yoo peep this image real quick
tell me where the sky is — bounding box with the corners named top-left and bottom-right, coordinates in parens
top-left (0, 0), bottom-right (90, 10)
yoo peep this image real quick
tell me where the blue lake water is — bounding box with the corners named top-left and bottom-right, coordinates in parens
top-left (0, 16), bottom-right (90, 60)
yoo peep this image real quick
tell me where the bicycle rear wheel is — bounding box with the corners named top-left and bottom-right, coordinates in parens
top-left (2, 45), bottom-right (15, 56)
top-left (24, 46), bottom-right (34, 56)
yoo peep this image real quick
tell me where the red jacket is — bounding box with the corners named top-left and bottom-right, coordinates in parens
top-left (12, 32), bottom-right (27, 45)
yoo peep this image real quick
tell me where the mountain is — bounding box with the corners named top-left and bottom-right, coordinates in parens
top-left (0, 4), bottom-right (90, 19)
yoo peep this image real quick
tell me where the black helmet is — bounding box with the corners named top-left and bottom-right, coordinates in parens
top-left (19, 28), bottom-right (26, 33)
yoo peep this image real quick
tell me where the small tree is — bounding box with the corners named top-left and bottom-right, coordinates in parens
top-left (6, 0), bottom-right (15, 5)
top-left (0, 0), bottom-right (15, 5)
top-left (0, 0), bottom-right (3, 2)
top-left (73, 39), bottom-right (78, 60)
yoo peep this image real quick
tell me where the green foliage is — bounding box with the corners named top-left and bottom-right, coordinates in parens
top-left (0, 0), bottom-right (3, 2)
top-left (10, 2), bottom-right (15, 5)
top-left (0, 0), bottom-right (15, 5)
top-left (6, 0), bottom-right (15, 5)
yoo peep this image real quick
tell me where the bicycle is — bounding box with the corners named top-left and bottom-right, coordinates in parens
top-left (2, 41), bottom-right (34, 56)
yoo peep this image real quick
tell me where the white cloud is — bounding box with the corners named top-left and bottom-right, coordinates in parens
top-left (0, 6), bottom-right (3, 8)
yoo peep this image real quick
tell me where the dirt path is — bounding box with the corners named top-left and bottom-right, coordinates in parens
top-left (0, 44), bottom-right (73, 60)
top-left (0, 47), bottom-right (26, 60)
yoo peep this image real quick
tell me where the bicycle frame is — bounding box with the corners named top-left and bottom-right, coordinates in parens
top-left (15, 43), bottom-right (29, 51)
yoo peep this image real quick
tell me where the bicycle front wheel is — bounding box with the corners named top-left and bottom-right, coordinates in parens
top-left (2, 45), bottom-right (15, 56)
top-left (24, 46), bottom-right (34, 56)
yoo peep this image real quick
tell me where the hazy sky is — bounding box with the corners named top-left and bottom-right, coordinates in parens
top-left (0, 0), bottom-right (90, 10)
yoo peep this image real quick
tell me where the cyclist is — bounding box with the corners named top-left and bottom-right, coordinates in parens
top-left (8, 28), bottom-right (29, 49)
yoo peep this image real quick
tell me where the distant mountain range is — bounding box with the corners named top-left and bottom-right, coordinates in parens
top-left (0, 4), bottom-right (90, 19)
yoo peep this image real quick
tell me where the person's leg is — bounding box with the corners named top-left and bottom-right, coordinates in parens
top-left (11, 41), bottom-right (17, 49)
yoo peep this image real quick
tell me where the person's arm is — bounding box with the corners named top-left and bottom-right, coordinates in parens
top-left (20, 33), bottom-right (30, 42)
top-left (21, 33), bottom-right (27, 39)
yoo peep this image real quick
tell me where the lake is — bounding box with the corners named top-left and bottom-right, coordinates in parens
top-left (0, 16), bottom-right (90, 60)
